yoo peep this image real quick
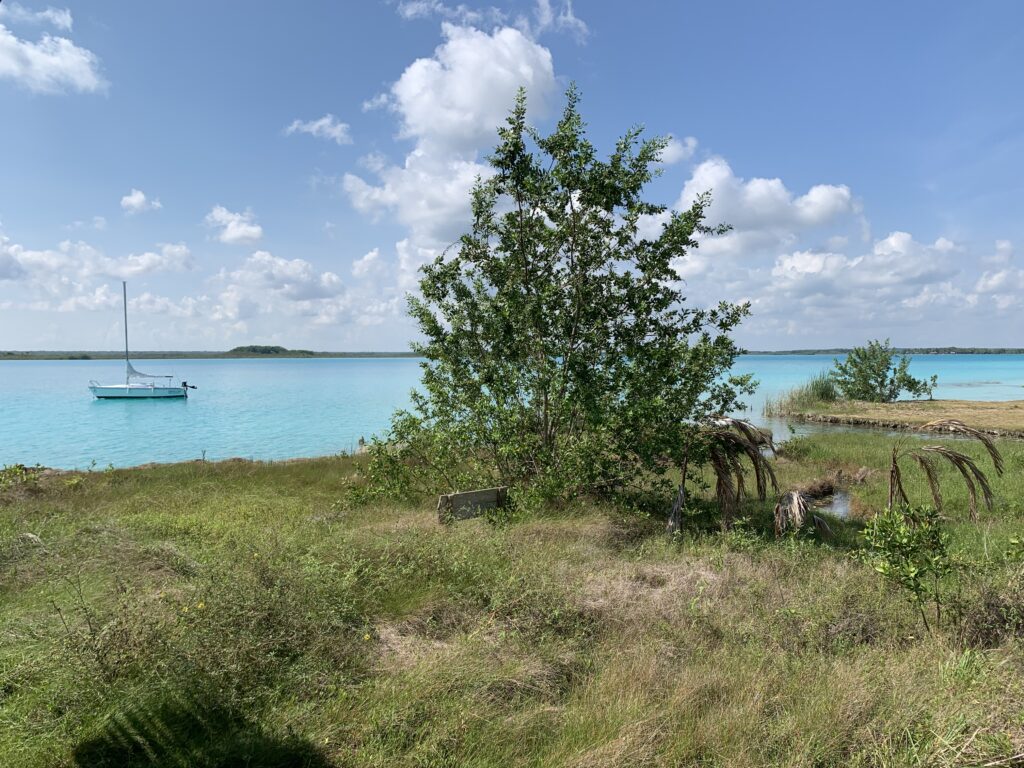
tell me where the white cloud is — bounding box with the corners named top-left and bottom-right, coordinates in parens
top-left (0, 3), bottom-right (73, 31)
top-left (0, 235), bottom-right (196, 320)
top-left (659, 135), bottom-right (697, 164)
top-left (66, 215), bottom-right (106, 232)
top-left (524, 0), bottom-right (588, 41)
top-left (397, 0), bottom-right (503, 26)
top-left (0, 21), bottom-right (105, 93)
top-left (983, 239), bottom-right (1013, 265)
top-left (227, 251), bottom-right (344, 300)
top-left (680, 156), bottom-right (855, 234)
top-left (344, 23), bottom-right (556, 248)
top-left (129, 292), bottom-right (200, 318)
top-left (361, 92), bottom-right (390, 112)
top-left (203, 250), bottom-right (363, 332)
top-left (391, 24), bottom-right (555, 153)
top-left (101, 243), bottom-right (194, 279)
top-left (352, 248), bottom-right (381, 277)
top-left (284, 114), bottom-right (352, 145)
top-left (120, 188), bottom-right (162, 214)
top-left (205, 206), bottom-right (263, 245)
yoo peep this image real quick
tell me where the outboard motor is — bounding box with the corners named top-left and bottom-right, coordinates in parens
top-left (180, 381), bottom-right (197, 398)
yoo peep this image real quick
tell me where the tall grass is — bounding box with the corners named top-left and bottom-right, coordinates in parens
top-left (763, 370), bottom-right (839, 416)
top-left (1, 438), bottom-right (1023, 766)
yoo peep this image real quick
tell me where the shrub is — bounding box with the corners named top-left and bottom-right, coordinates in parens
top-left (366, 86), bottom-right (752, 506)
top-left (832, 339), bottom-right (936, 402)
top-left (861, 505), bottom-right (951, 633)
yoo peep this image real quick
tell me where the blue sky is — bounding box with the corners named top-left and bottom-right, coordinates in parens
top-left (2, 0), bottom-right (1023, 350)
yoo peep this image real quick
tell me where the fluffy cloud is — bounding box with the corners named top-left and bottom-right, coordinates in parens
top-left (524, 0), bottom-right (587, 41)
top-left (351, 248), bottom-right (381, 277)
top-left (397, 0), bottom-right (505, 27)
top-left (0, 19), bottom-right (105, 93)
top-left (396, 0), bottom-right (588, 42)
top-left (120, 189), bottom-right (162, 214)
top-left (680, 156), bottom-right (855, 234)
top-left (1, 237), bottom-right (193, 283)
top-left (343, 23), bottom-right (556, 290)
top-left (390, 24), bottom-right (555, 153)
top-left (636, 146), bottom-right (1023, 346)
top-left (0, 2), bottom-right (73, 31)
top-left (0, 234), bottom-right (198, 323)
top-left (205, 206), bottom-right (263, 245)
top-left (284, 114), bottom-right (352, 145)
top-left (227, 251), bottom-right (343, 300)
top-left (660, 135), bottom-right (697, 165)
top-left (102, 243), bottom-right (194, 279)
top-left (202, 249), bottom-right (364, 333)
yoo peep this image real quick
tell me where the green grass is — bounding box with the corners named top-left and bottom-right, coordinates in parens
top-left (1, 435), bottom-right (1023, 767)
top-left (763, 372), bottom-right (839, 417)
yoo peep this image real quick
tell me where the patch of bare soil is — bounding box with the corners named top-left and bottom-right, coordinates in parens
top-left (581, 561), bottom-right (721, 622)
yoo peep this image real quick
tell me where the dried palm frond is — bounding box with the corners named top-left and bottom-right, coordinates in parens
top-left (705, 417), bottom-right (779, 531)
top-left (910, 452), bottom-right (943, 511)
top-left (712, 416), bottom-right (777, 455)
top-left (921, 444), bottom-right (994, 521)
top-left (888, 443), bottom-right (911, 511)
top-left (886, 418), bottom-right (1003, 522)
top-left (774, 490), bottom-right (835, 538)
top-left (920, 419), bottom-right (1004, 475)
top-left (774, 490), bottom-right (809, 536)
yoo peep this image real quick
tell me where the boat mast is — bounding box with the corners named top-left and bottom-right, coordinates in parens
top-left (123, 281), bottom-right (129, 386)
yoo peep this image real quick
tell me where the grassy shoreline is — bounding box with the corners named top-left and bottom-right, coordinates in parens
top-left (770, 398), bottom-right (1024, 438)
top-left (2, 431), bottom-right (1023, 766)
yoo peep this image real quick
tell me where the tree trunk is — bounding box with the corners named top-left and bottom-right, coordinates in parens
top-left (666, 454), bottom-right (689, 534)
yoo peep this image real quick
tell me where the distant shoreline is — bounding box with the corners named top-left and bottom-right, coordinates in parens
top-left (3, 347), bottom-right (1023, 361)
top-left (0, 350), bottom-right (420, 361)
top-left (744, 348), bottom-right (1024, 356)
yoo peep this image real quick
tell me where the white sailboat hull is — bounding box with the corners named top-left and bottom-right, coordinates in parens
top-left (89, 383), bottom-right (188, 399)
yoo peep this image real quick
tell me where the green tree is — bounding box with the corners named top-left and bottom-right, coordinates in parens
top-left (365, 87), bottom-right (753, 508)
top-left (832, 339), bottom-right (936, 402)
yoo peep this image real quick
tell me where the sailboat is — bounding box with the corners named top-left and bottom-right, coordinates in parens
top-left (88, 282), bottom-right (196, 399)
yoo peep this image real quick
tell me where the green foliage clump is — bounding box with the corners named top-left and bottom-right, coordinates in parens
top-left (763, 370), bottom-right (838, 415)
top-left (366, 86), bottom-right (751, 503)
top-left (862, 505), bottom-right (952, 632)
top-left (0, 463), bottom-right (41, 492)
top-left (832, 339), bottom-right (937, 402)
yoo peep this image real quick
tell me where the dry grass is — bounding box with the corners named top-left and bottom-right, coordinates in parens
top-left (785, 398), bottom-right (1024, 435)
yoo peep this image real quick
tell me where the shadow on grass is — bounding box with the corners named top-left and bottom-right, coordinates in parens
top-left (73, 688), bottom-right (331, 768)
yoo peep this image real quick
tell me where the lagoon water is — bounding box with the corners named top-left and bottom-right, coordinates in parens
top-left (2, 354), bottom-right (1023, 469)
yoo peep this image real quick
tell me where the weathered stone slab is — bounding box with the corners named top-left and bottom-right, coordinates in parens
top-left (437, 486), bottom-right (508, 523)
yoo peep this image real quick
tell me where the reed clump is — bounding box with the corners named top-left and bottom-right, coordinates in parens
top-left (763, 371), bottom-right (839, 416)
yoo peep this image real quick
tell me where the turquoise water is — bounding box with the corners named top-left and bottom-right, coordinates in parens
top-left (1, 354), bottom-right (1022, 469)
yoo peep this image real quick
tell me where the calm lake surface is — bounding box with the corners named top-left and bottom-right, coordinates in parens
top-left (2, 354), bottom-right (1022, 469)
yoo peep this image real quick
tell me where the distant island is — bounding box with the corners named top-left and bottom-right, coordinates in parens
top-left (0, 346), bottom-right (419, 361)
